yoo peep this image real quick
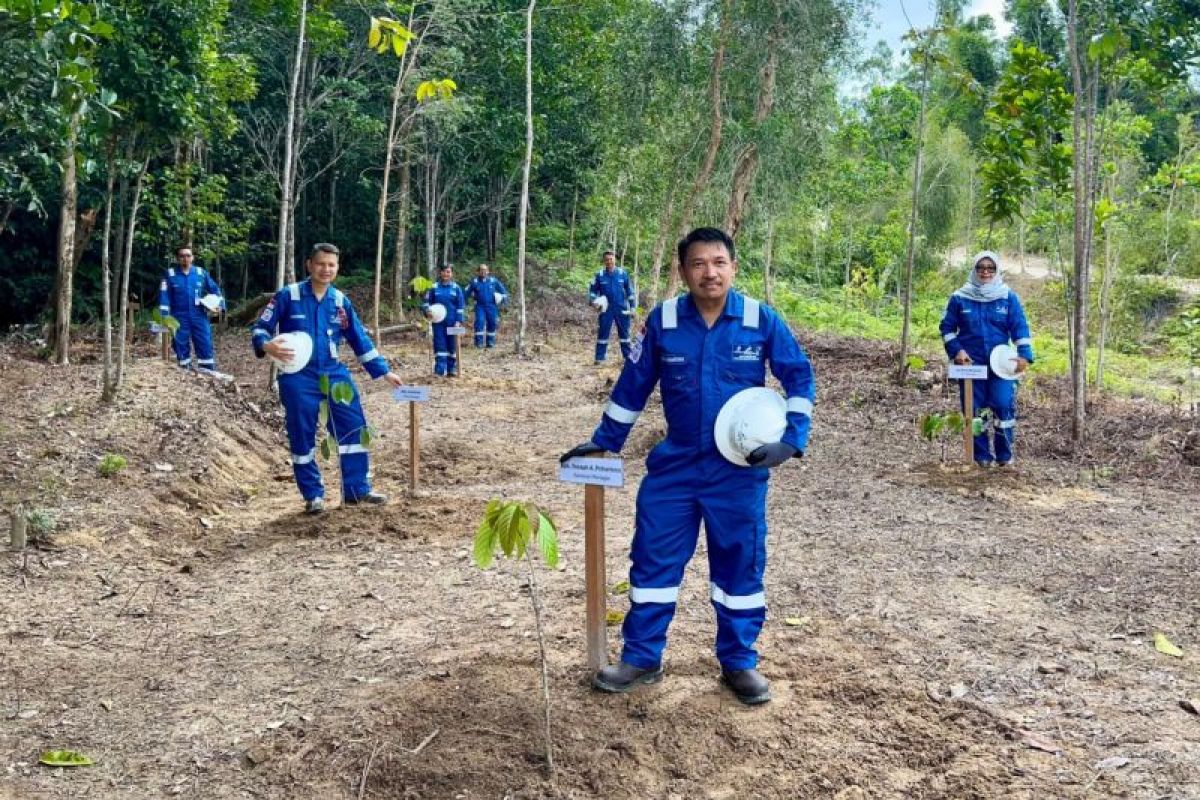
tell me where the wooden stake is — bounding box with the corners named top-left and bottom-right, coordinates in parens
top-left (408, 401), bottom-right (419, 491)
top-left (584, 484), bottom-right (608, 671)
top-left (963, 378), bottom-right (975, 463)
top-left (10, 503), bottom-right (26, 550)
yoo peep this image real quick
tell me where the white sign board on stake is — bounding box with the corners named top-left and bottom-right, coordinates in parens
top-left (558, 457), bottom-right (625, 488)
top-left (948, 364), bottom-right (989, 381)
top-left (392, 386), bottom-right (431, 403)
top-left (446, 325), bottom-right (467, 336)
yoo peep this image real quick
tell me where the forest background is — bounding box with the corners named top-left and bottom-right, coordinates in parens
top-left (2, 0), bottom-right (1200, 437)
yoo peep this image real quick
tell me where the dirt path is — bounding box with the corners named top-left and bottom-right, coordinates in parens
top-left (2, 321), bottom-right (1198, 799)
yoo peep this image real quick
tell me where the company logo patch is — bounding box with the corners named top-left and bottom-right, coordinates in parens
top-left (629, 326), bottom-right (646, 364)
top-left (732, 344), bottom-right (762, 362)
top-left (337, 307), bottom-right (349, 329)
top-left (259, 299), bottom-right (276, 323)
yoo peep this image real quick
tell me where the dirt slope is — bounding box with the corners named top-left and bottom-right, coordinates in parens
top-left (1, 314), bottom-right (1198, 800)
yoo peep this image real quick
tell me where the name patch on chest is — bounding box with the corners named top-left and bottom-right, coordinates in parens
top-left (732, 344), bottom-right (762, 362)
top-left (661, 354), bottom-right (687, 365)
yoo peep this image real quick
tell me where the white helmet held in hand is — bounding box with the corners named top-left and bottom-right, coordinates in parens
top-left (714, 387), bottom-right (788, 466)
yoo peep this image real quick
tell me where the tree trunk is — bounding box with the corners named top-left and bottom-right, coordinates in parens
top-left (100, 151), bottom-right (117, 403)
top-left (763, 219), bottom-right (776, 307)
top-left (114, 155), bottom-right (151, 392)
top-left (514, 0), bottom-right (535, 355)
top-left (722, 0), bottom-right (780, 238)
top-left (390, 153), bottom-right (411, 322)
top-left (667, 0), bottom-right (730, 297)
top-left (567, 186), bottom-right (578, 273)
top-left (1067, 0), bottom-right (1096, 444)
top-left (424, 149), bottom-right (439, 277)
top-left (276, 0), bottom-right (308, 291)
top-left (648, 188), bottom-right (678, 306)
top-left (897, 51), bottom-right (931, 381)
top-left (372, 54), bottom-right (411, 339)
top-left (50, 111), bottom-right (81, 365)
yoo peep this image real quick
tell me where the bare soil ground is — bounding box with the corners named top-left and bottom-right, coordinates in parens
top-left (2, 307), bottom-right (1198, 800)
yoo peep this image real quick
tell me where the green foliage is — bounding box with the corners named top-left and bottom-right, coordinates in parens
top-left (150, 308), bottom-right (179, 335)
top-left (473, 499), bottom-right (559, 570)
top-left (39, 749), bottom-right (94, 767)
top-left (97, 453), bottom-right (127, 477)
top-left (26, 508), bottom-right (57, 540)
top-left (409, 276), bottom-right (434, 295)
top-left (979, 41), bottom-right (1071, 225)
top-left (330, 381), bottom-right (354, 406)
top-left (919, 410), bottom-right (965, 463)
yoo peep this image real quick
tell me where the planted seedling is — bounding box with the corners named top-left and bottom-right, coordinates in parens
top-left (473, 499), bottom-right (560, 776)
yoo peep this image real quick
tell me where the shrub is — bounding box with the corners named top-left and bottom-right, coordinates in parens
top-left (98, 454), bottom-right (128, 477)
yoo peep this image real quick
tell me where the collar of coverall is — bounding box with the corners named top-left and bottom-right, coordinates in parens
top-left (678, 289), bottom-right (744, 320)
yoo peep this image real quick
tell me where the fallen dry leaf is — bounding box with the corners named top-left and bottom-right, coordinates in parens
top-left (1153, 632), bottom-right (1184, 658)
top-left (1020, 730), bottom-right (1062, 755)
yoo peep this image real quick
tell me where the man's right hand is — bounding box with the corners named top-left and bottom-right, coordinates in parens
top-left (953, 350), bottom-right (972, 365)
top-left (264, 338), bottom-right (296, 362)
top-left (559, 442), bottom-right (604, 463)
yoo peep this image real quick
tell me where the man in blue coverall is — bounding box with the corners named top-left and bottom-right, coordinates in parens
top-left (422, 264), bottom-right (466, 376)
top-left (465, 263), bottom-right (508, 348)
top-left (251, 243), bottom-right (404, 514)
top-left (561, 227), bottom-right (815, 705)
top-left (939, 250), bottom-right (1034, 467)
top-left (159, 245), bottom-right (225, 372)
top-left (589, 250), bottom-right (636, 364)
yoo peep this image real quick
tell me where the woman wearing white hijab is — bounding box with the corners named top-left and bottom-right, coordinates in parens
top-left (939, 251), bottom-right (1035, 467)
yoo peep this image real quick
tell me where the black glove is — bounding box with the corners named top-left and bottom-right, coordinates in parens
top-left (559, 441), bottom-right (604, 464)
top-left (745, 442), bottom-right (799, 468)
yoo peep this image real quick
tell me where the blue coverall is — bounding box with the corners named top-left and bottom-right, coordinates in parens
top-left (422, 281), bottom-right (466, 376)
top-left (589, 267), bottom-right (636, 362)
top-left (159, 265), bottom-right (224, 370)
top-left (589, 291), bottom-right (815, 671)
top-left (939, 291), bottom-right (1035, 464)
top-left (465, 275), bottom-right (508, 348)
top-left (250, 280), bottom-right (390, 502)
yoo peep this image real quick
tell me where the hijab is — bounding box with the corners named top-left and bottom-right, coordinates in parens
top-left (953, 250), bottom-right (1010, 302)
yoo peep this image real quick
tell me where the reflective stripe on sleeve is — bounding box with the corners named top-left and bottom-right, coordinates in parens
top-left (662, 297), bottom-right (679, 329)
top-left (943, 332), bottom-right (957, 342)
top-left (253, 329), bottom-right (270, 341)
top-left (787, 397), bottom-right (814, 417)
top-left (710, 582), bottom-right (765, 610)
top-left (604, 401), bottom-right (641, 425)
top-left (630, 586), bottom-right (680, 604)
top-left (742, 298), bottom-right (760, 328)
top-left (358, 348), bottom-right (381, 363)
top-left (1015, 337), bottom-right (1032, 346)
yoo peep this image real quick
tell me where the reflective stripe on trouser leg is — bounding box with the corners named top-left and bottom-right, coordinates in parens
top-left (988, 375), bottom-right (1017, 463)
top-left (960, 376), bottom-right (994, 462)
top-left (328, 376), bottom-right (371, 500)
top-left (280, 373), bottom-right (326, 501)
top-left (191, 315), bottom-right (215, 368)
top-left (615, 312), bottom-right (632, 359)
top-left (595, 312), bottom-right (614, 362)
top-left (702, 470), bottom-right (769, 671)
top-left (621, 466), bottom-right (703, 669)
top-left (432, 324), bottom-right (451, 376)
top-left (473, 306), bottom-right (486, 348)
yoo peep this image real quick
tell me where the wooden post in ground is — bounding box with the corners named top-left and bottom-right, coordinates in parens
top-left (409, 401), bottom-right (419, 491)
top-left (963, 379), bottom-right (975, 464)
top-left (10, 503), bottom-right (26, 550)
top-left (584, 484), bottom-right (607, 671)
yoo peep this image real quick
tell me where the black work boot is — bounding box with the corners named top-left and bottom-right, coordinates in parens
top-left (592, 661), bottom-right (664, 694)
top-left (721, 668), bottom-right (771, 705)
top-left (344, 491), bottom-right (388, 506)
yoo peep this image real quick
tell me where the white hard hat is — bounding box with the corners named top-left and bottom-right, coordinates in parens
top-left (990, 344), bottom-right (1022, 380)
top-left (270, 331), bottom-right (313, 374)
top-left (494, 291), bottom-right (504, 305)
top-left (591, 296), bottom-right (608, 313)
top-left (199, 293), bottom-right (222, 311)
top-left (428, 303), bottom-right (447, 323)
top-left (714, 387), bottom-right (788, 466)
